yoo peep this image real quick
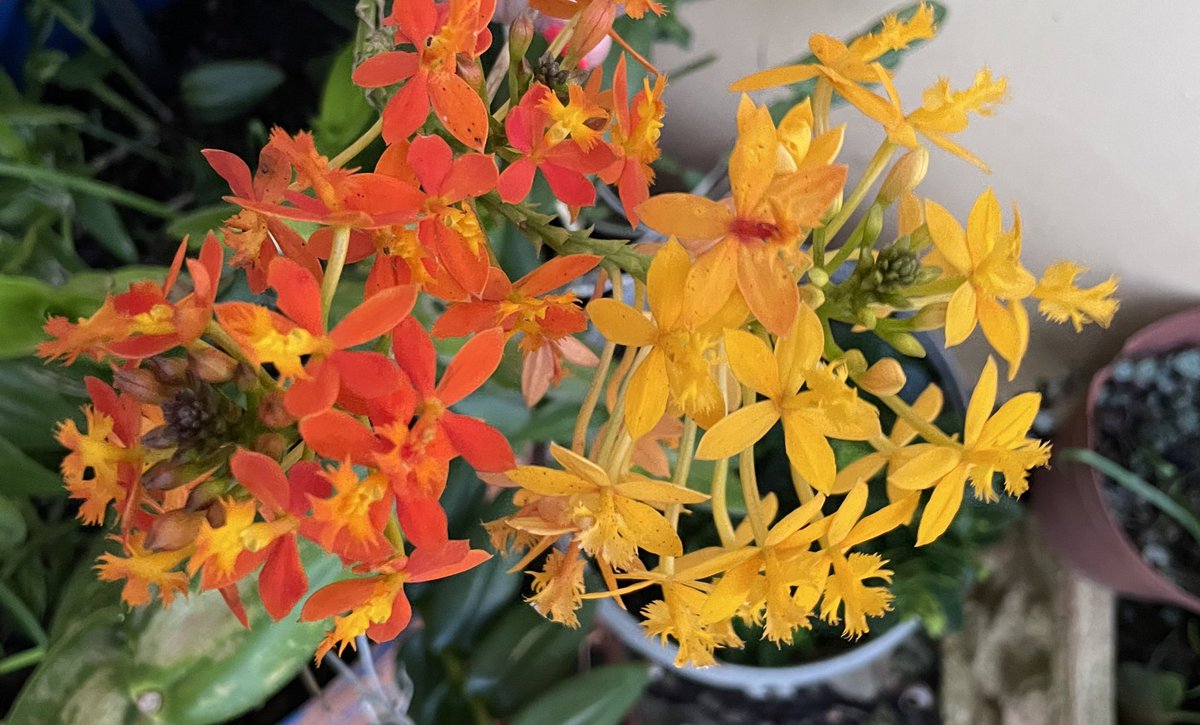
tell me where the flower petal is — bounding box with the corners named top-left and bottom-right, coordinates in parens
top-left (695, 401), bottom-right (779, 460)
top-left (723, 328), bottom-right (782, 399)
top-left (586, 299), bottom-right (657, 346)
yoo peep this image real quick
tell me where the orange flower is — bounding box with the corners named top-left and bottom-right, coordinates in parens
top-left (600, 54), bottom-right (666, 226)
top-left (433, 254), bottom-right (601, 405)
top-left (96, 532), bottom-right (191, 607)
top-left (499, 84), bottom-right (616, 208)
top-left (301, 539), bottom-right (490, 660)
top-left (352, 0), bottom-right (494, 149)
top-left (56, 378), bottom-right (144, 525)
top-left (39, 235), bottom-right (222, 364)
top-left (637, 97), bottom-right (846, 335)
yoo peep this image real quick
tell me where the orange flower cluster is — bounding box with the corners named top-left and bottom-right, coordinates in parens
top-left (40, 0), bottom-right (670, 660)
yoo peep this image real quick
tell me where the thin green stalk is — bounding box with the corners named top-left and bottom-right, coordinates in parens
top-left (572, 340), bottom-right (616, 454)
top-left (710, 458), bottom-right (736, 547)
top-left (321, 225), bottom-right (352, 325)
top-left (0, 582), bottom-right (48, 648)
top-left (330, 118), bottom-right (383, 169)
top-left (823, 140), bottom-right (896, 240)
top-left (1061, 448), bottom-right (1200, 551)
top-left (738, 385), bottom-right (769, 545)
top-left (0, 647), bottom-right (45, 675)
top-left (0, 161), bottom-right (178, 219)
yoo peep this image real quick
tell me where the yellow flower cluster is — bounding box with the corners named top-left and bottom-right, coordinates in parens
top-left (489, 4), bottom-right (1119, 666)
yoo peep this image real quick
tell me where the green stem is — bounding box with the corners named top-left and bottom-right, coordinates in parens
top-left (876, 393), bottom-right (960, 448)
top-left (330, 118), bottom-right (383, 169)
top-left (321, 225), bottom-right (352, 326)
top-left (0, 646), bottom-right (46, 676)
top-left (0, 161), bottom-right (178, 219)
top-left (1061, 448), bottom-right (1200, 551)
top-left (738, 385), bottom-right (769, 545)
top-left (572, 340), bottom-right (616, 455)
top-left (823, 140), bottom-right (896, 240)
top-left (710, 458), bottom-right (736, 547)
top-left (0, 582), bottom-right (48, 648)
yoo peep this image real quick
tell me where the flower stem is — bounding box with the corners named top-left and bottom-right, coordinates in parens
top-left (330, 117), bottom-right (383, 169)
top-left (876, 393), bottom-right (961, 448)
top-left (813, 77), bottom-right (833, 136)
top-left (710, 457), bottom-right (736, 547)
top-left (823, 140), bottom-right (896, 241)
top-left (662, 419), bottom-right (699, 574)
top-left (321, 225), bottom-right (351, 327)
top-left (573, 340), bottom-right (616, 455)
top-left (738, 385), bottom-right (769, 545)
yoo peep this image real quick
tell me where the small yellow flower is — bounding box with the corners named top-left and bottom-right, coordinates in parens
top-left (1033, 261), bottom-right (1119, 331)
top-left (924, 189), bottom-right (1035, 379)
top-left (896, 68), bottom-right (1008, 172)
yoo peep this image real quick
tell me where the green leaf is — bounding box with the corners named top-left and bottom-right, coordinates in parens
top-left (509, 664), bottom-right (651, 725)
top-left (312, 43), bottom-right (375, 155)
top-left (1117, 663), bottom-right (1186, 725)
top-left (465, 600), bottom-right (596, 717)
top-left (0, 493), bottom-right (28, 548)
top-left (73, 193), bottom-right (138, 263)
top-left (420, 553), bottom-right (524, 653)
top-left (0, 358), bottom-right (89, 458)
top-left (0, 277), bottom-right (54, 358)
top-left (6, 544), bottom-right (342, 725)
top-left (0, 433), bottom-right (62, 496)
top-left (0, 161), bottom-right (178, 219)
top-left (181, 61), bottom-right (286, 124)
top-left (166, 204), bottom-right (236, 244)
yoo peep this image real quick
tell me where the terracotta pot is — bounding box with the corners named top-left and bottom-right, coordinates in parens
top-left (1032, 307), bottom-right (1200, 615)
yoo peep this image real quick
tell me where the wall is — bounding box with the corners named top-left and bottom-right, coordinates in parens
top-left (655, 0), bottom-right (1200, 398)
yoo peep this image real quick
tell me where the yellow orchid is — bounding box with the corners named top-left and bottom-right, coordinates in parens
top-left (774, 98), bottom-right (846, 174)
top-left (894, 68), bottom-right (1008, 172)
top-left (695, 305), bottom-right (881, 492)
top-left (887, 357), bottom-right (1050, 545)
top-left (923, 189), bottom-right (1036, 379)
top-left (1033, 261), bottom-right (1120, 331)
top-left (729, 4), bottom-right (937, 134)
top-left (637, 96), bottom-right (847, 336)
top-left (505, 443), bottom-right (709, 569)
top-left (586, 238), bottom-right (740, 438)
top-left (833, 384), bottom-right (944, 503)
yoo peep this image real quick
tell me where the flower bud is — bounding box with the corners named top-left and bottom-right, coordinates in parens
top-left (509, 10), bottom-right (536, 61)
top-left (855, 307), bottom-right (877, 330)
top-left (808, 267), bottom-right (830, 287)
top-left (143, 459), bottom-right (186, 490)
top-left (257, 390), bottom-right (294, 429)
top-left (878, 147), bottom-right (929, 205)
top-left (253, 432), bottom-right (287, 460)
top-left (189, 348), bottom-right (238, 384)
top-left (862, 203), bottom-right (884, 246)
top-left (185, 480), bottom-right (223, 512)
top-left (859, 359), bottom-right (907, 396)
top-left (881, 331), bottom-right (927, 358)
top-left (145, 510), bottom-right (203, 551)
top-left (113, 368), bottom-right (172, 404)
top-left (457, 57), bottom-right (486, 99)
top-left (799, 285), bottom-right (826, 310)
top-left (841, 349), bottom-right (869, 378)
top-left (912, 302), bottom-right (948, 331)
top-left (144, 356), bottom-right (189, 385)
top-left (234, 362), bottom-right (259, 391)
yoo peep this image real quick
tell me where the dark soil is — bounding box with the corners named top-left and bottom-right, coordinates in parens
top-left (1093, 347), bottom-right (1200, 597)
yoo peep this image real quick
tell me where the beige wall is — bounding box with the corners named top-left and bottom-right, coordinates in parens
top-left (655, 1), bottom-right (1200, 398)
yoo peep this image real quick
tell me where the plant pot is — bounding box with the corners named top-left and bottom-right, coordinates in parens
top-left (597, 329), bottom-right (966, 699)
top-left (1032, 306), bottom-right (1200, 615)
top-left (597, 599), bottom-right (922, 699)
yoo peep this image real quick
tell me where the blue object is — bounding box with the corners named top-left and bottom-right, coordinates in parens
top-left (0, 0), bottom-right (181, 81)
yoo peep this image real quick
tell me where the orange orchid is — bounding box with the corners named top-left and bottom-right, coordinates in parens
top-left (95, 531), bottom-right (191, 607)
top-left (600, 54), bottom-right (666, 226)
top-left (351, 0), bottom-right (495, 149)
top-left (40, 236), bottom-right (222, 364)
top-left (433, 254), bottom-right (601, 405)
top-left (216, 256), bottom-right (416, 387)
top-left (56, 378), bottom-right (144, 525)
top-left (637, 97), bottom-right (846, 335)
top-left (301, 539), bottom-right (490, 660)
top-left (499, 84), bottom-right (616, 208)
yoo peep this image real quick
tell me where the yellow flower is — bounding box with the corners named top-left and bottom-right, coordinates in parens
top-left (729, 4), bottom-right (938, 134)
top-left (695, 305), bottom-right (881, 492)
top-left (833, 384), bottom-right (944, 503)
top-left (1033, 261), bottom-right (1119, 331)
top-left (895, 68), bottom-right (1008, 171)
top-left (888, 357), bottom-right (1051, 545)
top-left (924, 189), bottom-right (1035, 379)
top-left (528, 543), bottom-right (587, 627)
top-left (586, 238), bottom-right (738, 437)
top-left (56, 406), bottom-right (135, 525)
top-left (643, 581), bottom-right (743, 667)
top-left (505, 443), bottom-right (709, 569)
top-left (636, 97), bottom-right (846, 336)
top-left (96, 532), bottom-right (191, 607)
top-left (773, 99), bottom-right (845, 174)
